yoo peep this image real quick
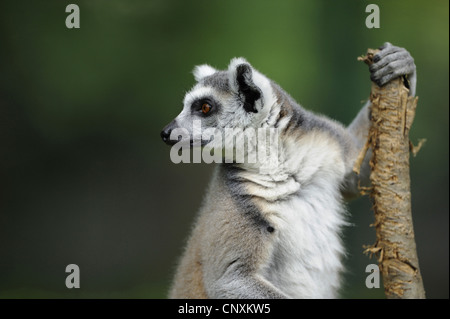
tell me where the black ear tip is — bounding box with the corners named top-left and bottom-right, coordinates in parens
top-left (236, 64), bottom-right (254, 85)
top-left (236, 63), bottom-right (252, 76)
top-left (233, 62), bottom-right (261, 113)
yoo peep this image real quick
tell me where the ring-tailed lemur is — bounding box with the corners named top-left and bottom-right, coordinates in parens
top-left (161, 42), bottom-right (416, 298)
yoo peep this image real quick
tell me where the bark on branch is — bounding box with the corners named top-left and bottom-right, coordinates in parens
top-left (355, 49), bottom-right (426, 299)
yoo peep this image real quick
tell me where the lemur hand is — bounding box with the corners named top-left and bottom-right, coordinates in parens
top-left (369, 42), bottom-right (417, 96)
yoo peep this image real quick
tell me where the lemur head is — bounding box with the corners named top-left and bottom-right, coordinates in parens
top-left (160, 58), bottom-right (277, 149)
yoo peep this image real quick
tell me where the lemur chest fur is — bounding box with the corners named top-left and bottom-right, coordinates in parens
top-left (238, 132), bottom-right (347, 298)
top-left (259, 183), bottom-right (345, 298)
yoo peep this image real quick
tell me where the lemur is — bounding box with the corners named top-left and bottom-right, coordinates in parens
top-left (161, 42), bottom-right (416, 298)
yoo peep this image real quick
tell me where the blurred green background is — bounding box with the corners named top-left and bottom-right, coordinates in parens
top-left (0, 0), bottom-right (448, 298)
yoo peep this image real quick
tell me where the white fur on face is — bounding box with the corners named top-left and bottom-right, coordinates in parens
top-left (182, 58), bottom-right (279, 131)
top-left (175, 58), bottom-right (282, 167)
top-left (176, 86), bottom-right (216, 133)
top-left (182, 86), bottom-right (216, 110)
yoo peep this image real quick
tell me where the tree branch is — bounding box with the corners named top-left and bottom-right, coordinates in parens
top-left (357, 48), bottom-right (426, 299)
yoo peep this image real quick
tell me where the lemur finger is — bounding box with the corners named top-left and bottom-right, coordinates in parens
top-left (382, 50), bottom-right (413, 67)
top-left (373, 45), bottom-right (404, 63)
top-left (371, 62), bottom-right (414, 86)
top-left (377, 70), bottom-right (409, 88)
top-left (370, 50), bottom-right (411, 74)
top-left (373, 72), bottom-right (394, 87)
top-left (371, 70), bottom-right (390, 86)
top-left (370, 60), bottom-right (403, 84)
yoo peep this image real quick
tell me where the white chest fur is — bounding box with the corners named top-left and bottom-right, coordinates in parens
top-left (262, 181), bottom-right (346, 298)
top-left (243, 130), bottom-right (348, 298)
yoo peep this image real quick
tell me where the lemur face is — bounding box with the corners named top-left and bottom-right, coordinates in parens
top-left (160, 58), bottom-right (277, 151)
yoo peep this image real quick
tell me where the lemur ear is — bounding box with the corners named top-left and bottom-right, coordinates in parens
top-left (228, 58), bottom-right (262, 113)
top-left (193, 64), bottom-right (217, 82)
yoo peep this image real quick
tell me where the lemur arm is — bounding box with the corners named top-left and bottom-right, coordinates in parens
top-left (202, 250), bottom-right (288, 299)
top-left (207, 271), bottom-right (288, 299)
top-left (342, 42), bottom-right (417, 198)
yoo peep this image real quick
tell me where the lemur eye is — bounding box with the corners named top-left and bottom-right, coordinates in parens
top-left (201, 103), bottom-right (211, 114)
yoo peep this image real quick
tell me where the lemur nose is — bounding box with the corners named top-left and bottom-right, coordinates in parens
top-left (161, 119), bottom-right (179, 145)
top-left (160, 128), bottom-right (171, 142)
